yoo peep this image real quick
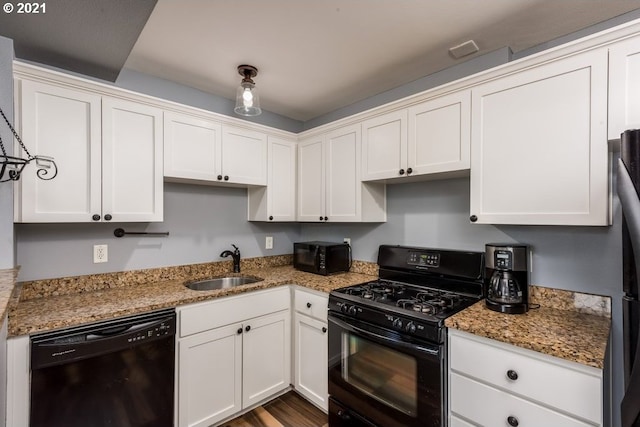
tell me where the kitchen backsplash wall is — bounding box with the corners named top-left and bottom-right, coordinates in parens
top-left (15, 182), bottom-right (302, 282)
top-left (301, 175), bottom-right (621, 299)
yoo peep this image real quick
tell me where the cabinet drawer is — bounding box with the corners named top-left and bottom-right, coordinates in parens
top-left (179, 287), bottom-right (290, 337)
top-left (294, 288), bottom-right (328, 321)
top-left (450, 373), bottom-right (592, 427)
top-left (449, 331), bottom-right (602, 423)
top-left (449, 415), bottom-right (475, 427)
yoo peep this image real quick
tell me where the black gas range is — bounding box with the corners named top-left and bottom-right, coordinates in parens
top-left (328, 245), bottom-right (484, 427)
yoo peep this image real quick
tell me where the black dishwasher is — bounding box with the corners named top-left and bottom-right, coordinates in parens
top-left (30, 309), bottom-right (176, 427)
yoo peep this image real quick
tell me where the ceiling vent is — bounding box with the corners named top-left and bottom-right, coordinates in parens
top-left (449, 40), bottom-right (480, 59)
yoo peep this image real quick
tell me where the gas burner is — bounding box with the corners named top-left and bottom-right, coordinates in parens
top-left (363, 290), bottom-right (374, 299)
top-left (412, 303), bottom-right (437, 314)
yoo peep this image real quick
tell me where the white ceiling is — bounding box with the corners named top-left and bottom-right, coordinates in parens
top-left (124, 0), bottom-right (640, 122)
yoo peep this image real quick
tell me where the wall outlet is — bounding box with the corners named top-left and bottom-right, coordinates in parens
top-left (265, 236), bottom-right (273, 250)
top-left (344, 237), bottom-right (351, 245)
top-left (93, 244), bottom-right (108, 263)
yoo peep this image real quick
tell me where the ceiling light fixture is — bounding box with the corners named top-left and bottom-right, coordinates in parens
top-left (234, 65), bottom-right (262, 117)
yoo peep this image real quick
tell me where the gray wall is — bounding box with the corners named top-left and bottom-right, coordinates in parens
top-left (300, 175), bottom-right (623, 427)
top-left (0, 36), bottom-right (14, 269)
top-left (16, 183), bottom-right (301, 281)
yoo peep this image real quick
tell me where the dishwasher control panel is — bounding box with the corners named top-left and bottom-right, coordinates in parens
top-left (127, 320), bottom-right (173, 343)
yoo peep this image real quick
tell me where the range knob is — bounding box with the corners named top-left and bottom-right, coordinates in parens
top-left (405, 322), bottom-right (417, 334)
top-left (340, 304), bottom-right (349, 314)
top-left (348, 306), bottom-right (358, 316)
top-left (392, 318), bottom-right (403, 329)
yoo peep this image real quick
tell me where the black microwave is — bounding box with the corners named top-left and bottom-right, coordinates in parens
top-left (293, 241), bottom-right (352, 276)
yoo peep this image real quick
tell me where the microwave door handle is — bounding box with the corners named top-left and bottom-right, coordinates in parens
top-left (314, 246), bottom-right (320, 267)
top-left (328, 315), bottom-right (439, 356)
top-left (348, 244), bottom-right (353, 269)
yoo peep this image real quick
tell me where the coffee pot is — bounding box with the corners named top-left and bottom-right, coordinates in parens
top-left (485, 244), bottom-right (529, 314)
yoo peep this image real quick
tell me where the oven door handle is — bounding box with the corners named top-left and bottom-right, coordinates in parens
top-left (329, 314), bottom-right (440, 356)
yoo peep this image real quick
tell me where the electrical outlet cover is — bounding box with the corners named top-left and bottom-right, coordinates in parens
top-left (93, 244), bottom-right (108, 263)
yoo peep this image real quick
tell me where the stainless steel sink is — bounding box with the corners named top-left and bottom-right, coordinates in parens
top-left (185, 276), bottom-right (263, 291)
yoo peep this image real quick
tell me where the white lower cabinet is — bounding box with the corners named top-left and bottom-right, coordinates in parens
top-left (176, 288), bottom-right (291, 427)
top-left (448, 329), bottom-right (603, 427)
top-left (293, 288), bottom-right (329, 411)
top-left (178, 323), bottom-right (242, 427)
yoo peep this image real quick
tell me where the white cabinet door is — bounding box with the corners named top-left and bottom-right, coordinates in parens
top-left (294, 313), bottom-right (328, 411)
top-left (297, 136), bottom-right (325, 222)
top-left (609, 34), bottom-right (640, 140)
top-left (242, 310), bottom-right (291, 408)
top-left (102, 97), bottom-right (163, 222)
top-left (15, 80), bottom-right (102, 222)
top-left (326, 124), bottom-right (361, 222)
top-left (15, 80), bottom-right (163, 223)
top-left (164, 111), bottom-right (222, 182)
top-left (408, 90), bottom-right (470, 175)
top-left (362, 110), bottom-right (407, 181)
top-left (247, 136), bottom-right (296, 221)
top-left (222, 126), bottom-right (267, 185)
top-left (470, 48), bottom-right (608, 225)
top-left (177, 323), bottom-right (242, 427)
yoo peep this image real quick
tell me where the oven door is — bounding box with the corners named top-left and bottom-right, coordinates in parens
top-left (328, 313), bottom-right (444, 427)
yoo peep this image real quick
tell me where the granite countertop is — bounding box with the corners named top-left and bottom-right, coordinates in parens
top-left (8, 263), bottom-right (377, 337)
top-left (8, 256), bottom-right (612, 371)
top-left (445, 298), bottom-right (611, 370)
top-left (0, 268), bottom-right (18, 327)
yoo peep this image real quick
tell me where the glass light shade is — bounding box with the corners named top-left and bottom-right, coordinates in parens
top-left (234, 81), bottom-right (262, 116)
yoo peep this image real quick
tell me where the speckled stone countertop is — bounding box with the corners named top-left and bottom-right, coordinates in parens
top-left (445, 286), bottom-right (611, 369)
top-left (8, 256), bottom-right (378, 337)
top-left (0, 268), bottom-right (18, 327)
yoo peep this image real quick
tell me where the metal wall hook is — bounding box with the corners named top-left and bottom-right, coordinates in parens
top-left (113, 228), bottom-right (170, 238)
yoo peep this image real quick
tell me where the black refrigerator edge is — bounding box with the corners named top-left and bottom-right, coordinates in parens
top-left (618, 129), bottom-right (640, 427)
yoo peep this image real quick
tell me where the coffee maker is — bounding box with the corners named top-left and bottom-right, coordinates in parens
top-left (485, 244), bottom-right (529, 314)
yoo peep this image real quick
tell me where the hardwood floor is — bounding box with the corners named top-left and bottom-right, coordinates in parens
top-left (220, 391), bottom-right (328, 427)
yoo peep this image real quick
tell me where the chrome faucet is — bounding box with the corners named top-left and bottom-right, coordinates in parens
top-left (220, 244), bottom-right (241, 273)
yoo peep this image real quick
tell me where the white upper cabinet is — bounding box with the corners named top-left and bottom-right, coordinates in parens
top-left (469, 48), bottom-right (609, 226)
top-left (298, 124), bottom-right (386, 222)
top-left (15, 79), bottom-right (163, 222)
top-left (248, 136), bottom-right (297, 221)
top-left (164, 111), bottom-right (222, 182)
top-left (362, 110), bottom-right (407, 180)
top-left (297, 135), bottom-right (326, 222)
top-left (221, 126), bottom-right (267, 185)
top-left (609, 34), bottom-right (640, 140)
top-left (164, 111), bottom-right (267, 186)
top-left (407, 90), bottom-right (470, 176)
top-left (325, 125), bottom-right (362, 222)
top-left (102, 97), bottom-right (163, 222)
top-left (362, 90), bottom-right (470, 182)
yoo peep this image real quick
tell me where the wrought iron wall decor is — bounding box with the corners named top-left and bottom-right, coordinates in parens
top-left (0, 106), bottom-right (57, 182)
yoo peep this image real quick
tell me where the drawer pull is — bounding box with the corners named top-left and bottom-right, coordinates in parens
top-left (237, 328), bottom-right (243, 335)
top-left (506, 369), bottom-right (519, 381)
top-left (306, 302), bottom-right (312, 308)
top-left (322, 327), bottom-right (327, 333)
top-left (245, 325), bottom-right (251, 332)
top-left (507, 416), bottom-right (519, 426)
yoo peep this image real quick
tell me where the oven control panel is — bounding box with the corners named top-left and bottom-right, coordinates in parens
top-left (407, 251), bottom-right (440, 268)
top-left (329, 297), bottom-right (442, 343)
